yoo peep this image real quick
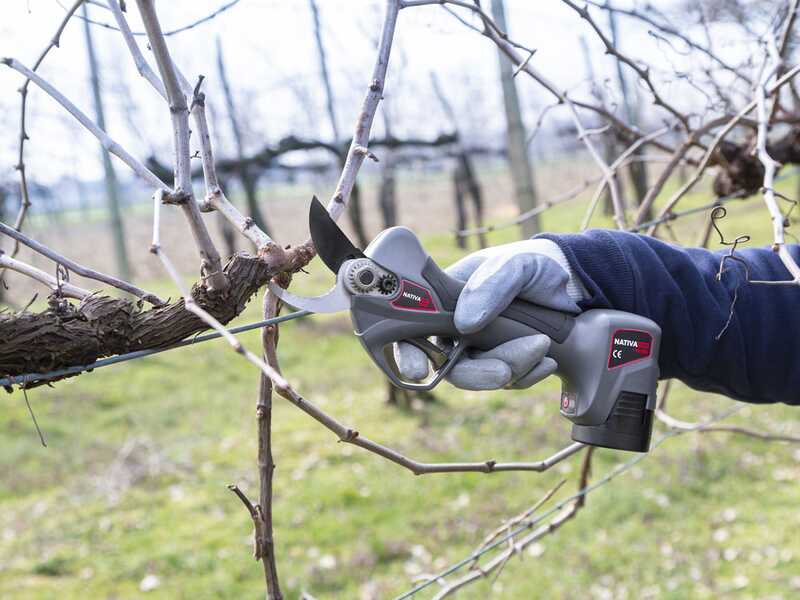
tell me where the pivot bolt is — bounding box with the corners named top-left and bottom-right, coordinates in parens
top-left (348, 261), bottom-right (379, 293)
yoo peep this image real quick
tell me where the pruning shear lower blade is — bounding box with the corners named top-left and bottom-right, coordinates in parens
top-left (268, 275), bottom-right (351, 314)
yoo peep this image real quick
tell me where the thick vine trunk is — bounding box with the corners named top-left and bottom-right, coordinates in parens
top-left (0, 253), bottom-right (275, 384)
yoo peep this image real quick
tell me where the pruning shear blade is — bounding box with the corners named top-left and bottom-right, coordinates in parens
top-left (268, 276), bottom-right (351, 314)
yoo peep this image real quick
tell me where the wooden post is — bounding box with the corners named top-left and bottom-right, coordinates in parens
top-left (82, 4), bottom-right (132, 282)
top-left (491, 0), bottom-right (539, 237)
top-left (608, 2), bottom-right (648, 216)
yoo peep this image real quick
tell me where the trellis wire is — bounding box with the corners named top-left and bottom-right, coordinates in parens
top-left (629, 166), bottom-right (800, 232)
top-left (462, 166), bottom-right (800, 237)
top-left (0, 310), bottom-right (311, 389)
top-left (395, 405), bottom-right (745, 599)
top-left (629, 189), bottom-right (747, 232)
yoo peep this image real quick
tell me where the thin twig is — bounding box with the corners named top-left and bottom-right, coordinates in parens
top-left (768, 0), bottom-right (800, 123)
top-left (0, 221), bottom-right (163, 305)
top-left (429, 449), bottom-right (595, 599)
top-left (581, 125), bottom-right (672, 230)
top-left (76, 0), bottom-right (242, 37)
top-left (584, 0), bottom-right (751, 85)
top-left (458, 177), bottom-right (601, 238)
top-left (136, 0), bottom-right (228, 292)
top-left (9, 0), bottom-right (85, 258)
top-left (430, 0), bottom-right (628, 228)
top-left (22, 386), bottom-right (47, 447)
top-left (560, 1), bottom-right (689, 131)
top-left (1, 58), bottom-right (170, 191)
top-left (108, 1), bottom-right (274, 255)
top-left (327, 0), bottom-right (400, 218)
top-left (104, 0), bottom-right (165, 96)
top-left (754, 38), bottom-right (800, 282)
top-left (0, 251), bottom-right (90, 300)
top-left (423, 0), bottom-right (684, 159)
top-left (643, 64), bottom-right (800, 231)
top-left (286, 0), bottom-right (402, 267)
top-left (399, 406), bottom-right (746, 599)
top-left (564, 94), bottom-right (626, 229)
top-left (656, 409), bottom-right (800, 443)
top-left (257, 288), bottom-right (284, 598)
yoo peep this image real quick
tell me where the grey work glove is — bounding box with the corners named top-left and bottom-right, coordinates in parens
top-left (394, 239), bottom-right (587, 391)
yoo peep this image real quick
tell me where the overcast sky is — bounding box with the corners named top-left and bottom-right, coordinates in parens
top-left (0, 0), bottom-right (756, 187)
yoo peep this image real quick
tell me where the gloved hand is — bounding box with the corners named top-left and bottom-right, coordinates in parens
top-left (394, 238), bottom-right (587, 390)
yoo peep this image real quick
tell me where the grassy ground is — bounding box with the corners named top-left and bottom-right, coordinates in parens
top-left (2, 167), bottom-right (800, 599)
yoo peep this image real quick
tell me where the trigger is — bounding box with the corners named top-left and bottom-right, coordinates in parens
top-left (405, 338), bottom-right (449, 370)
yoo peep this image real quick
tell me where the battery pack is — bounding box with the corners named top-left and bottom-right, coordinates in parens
top-left (570, 391), bottom-right (653, 452)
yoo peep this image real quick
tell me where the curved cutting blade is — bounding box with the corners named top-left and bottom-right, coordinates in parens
top-left (267, 276), bottom-right (351, 314)
top-left (309, 196), bottom-right (366, 274)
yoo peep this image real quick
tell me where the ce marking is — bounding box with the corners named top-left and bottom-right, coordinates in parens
top-left (612, 349), bottom-right (623, 359)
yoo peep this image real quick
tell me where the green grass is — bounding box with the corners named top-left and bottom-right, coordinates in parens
top-left (2, 170), bottom-right (800, 599)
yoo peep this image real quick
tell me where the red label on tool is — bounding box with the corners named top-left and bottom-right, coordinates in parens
top-left (608, 329), bottom-right (652, 369)
top-left (391, 280), bottom-right (437, 312)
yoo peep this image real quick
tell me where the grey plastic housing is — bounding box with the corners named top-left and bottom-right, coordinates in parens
top-left (549, 311), bottom-right (661, 425)
top-left (352, 227), bottom-right (575, 390)
top-left (348, 226), bottom-right (661, 448)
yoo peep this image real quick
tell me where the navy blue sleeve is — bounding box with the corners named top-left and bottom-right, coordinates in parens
top-left (537, 230), bottom-right (800, 405)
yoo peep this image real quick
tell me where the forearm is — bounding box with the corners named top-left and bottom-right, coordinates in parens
top-left (539, 230), bottom-right (800, 405)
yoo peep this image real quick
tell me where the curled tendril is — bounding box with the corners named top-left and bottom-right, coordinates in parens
top-left (55, 263), bottom-right (70, 298)
top-left (49, 263), bottom-right (72, 313)
top-left (761, 187), bottom-right (799, 226)
top-left (710, 206), bottom-right (752, 340)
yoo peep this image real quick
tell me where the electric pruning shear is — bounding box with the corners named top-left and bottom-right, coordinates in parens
top-left (270, 198), bottom-right (662, 452)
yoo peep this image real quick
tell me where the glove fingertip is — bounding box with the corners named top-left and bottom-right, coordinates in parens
top-left (538, 356), bottom-right (558, 374)
top-left (454, 306), bottom-right (490, 334)
top-left (508, 356), bottom-right (558, 389)
top-left (393, 343), bottom-right (429, 381)
top-left (447, 358), bottom-right (512, 390)
top-left (529, 333), bottom-right (551, 357)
